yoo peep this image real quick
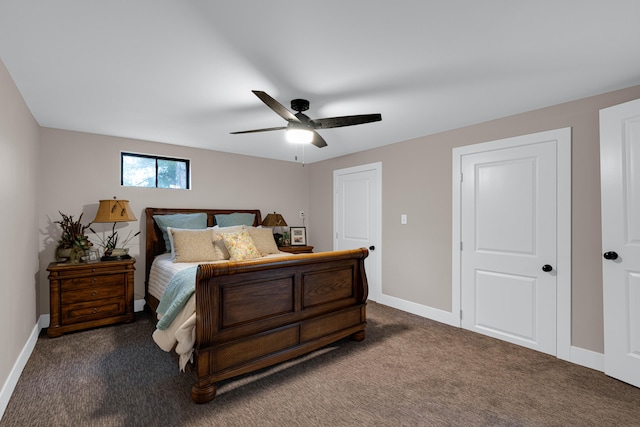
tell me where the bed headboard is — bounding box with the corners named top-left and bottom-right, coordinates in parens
top-left (143, 207), bottom-right (263, 297)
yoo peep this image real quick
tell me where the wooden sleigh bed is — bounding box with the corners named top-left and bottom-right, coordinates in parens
top-left (144, 207), bottom-right (369, 403)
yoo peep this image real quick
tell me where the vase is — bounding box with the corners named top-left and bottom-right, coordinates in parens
top-left (69, 246), bottom-right (84, 264)
top-left (56, 248), bottom-right (72, 261)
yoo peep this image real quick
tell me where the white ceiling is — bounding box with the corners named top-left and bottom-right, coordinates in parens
top-left (1, 1), bottom-right (640, 164)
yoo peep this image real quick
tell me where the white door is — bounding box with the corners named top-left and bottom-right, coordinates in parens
top-left (600, 98), bottom-right (640, 388)
top-left (460, 137), bottom-right (559, 355)
top-left (334, 162), bottom-right (381, 301)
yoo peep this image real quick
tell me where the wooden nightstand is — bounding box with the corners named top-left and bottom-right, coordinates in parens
top-left (47, 258), bottom-right (135, 337)
top-left (279, 245), bottom-right (314, 254)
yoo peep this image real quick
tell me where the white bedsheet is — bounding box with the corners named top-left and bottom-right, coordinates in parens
top-left (150, 253), bottom-right (226, 371)
top-left (148, 253), bottom-right (208, 301)
top-left (149, 251), bottom-right (293, 371)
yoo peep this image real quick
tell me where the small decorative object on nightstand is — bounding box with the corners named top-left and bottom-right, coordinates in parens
top-left (279, 245), bottom-right (314, 254)
top-left (54, 211), bottom-right (93, 263)
top-left (289, 226), bottom-right (307, 246)
top-left (47, 258), bottom-right (135, 337)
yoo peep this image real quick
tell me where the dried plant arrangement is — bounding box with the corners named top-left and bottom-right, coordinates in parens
top-left (55, 211), bottom-right (92, 250)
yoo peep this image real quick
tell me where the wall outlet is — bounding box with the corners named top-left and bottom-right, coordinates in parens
top-left (299, 211), bottom-right (305, 219)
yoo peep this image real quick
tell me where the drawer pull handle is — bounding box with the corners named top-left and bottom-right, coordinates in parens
top-left (92, 291), bottom-right (98, 296)
top-left (92, 277), bottom-right (97, 282)
top-left (92, 308), bottom-right (98, 314)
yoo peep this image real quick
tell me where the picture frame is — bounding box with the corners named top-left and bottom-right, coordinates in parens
top-left (290, 226), bottom-right (307, 246)
top-left (87, 248), bottom-right (100, 262)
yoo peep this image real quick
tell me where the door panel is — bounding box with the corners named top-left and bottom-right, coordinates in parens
top-left (628, 272), bottom-right (640, 356)
top-left (600, 98), bottom-right (640, 388)
top-left (476, 159), bottom-right (536, 254)
top-left (461, 140), bottom-right (557, 355)
top-left (334, 163), bottom-right (381, 301)
top-left (475, 270), bottom-right (537, 342)
top-left (341, 177), bottom-right (371, 244)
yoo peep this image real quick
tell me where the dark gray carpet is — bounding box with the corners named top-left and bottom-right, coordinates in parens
top-left (2, 302), bottom-right (639, 426)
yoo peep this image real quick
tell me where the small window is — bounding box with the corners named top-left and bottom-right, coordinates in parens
top-left (121, 152), bottom-right (190, 189)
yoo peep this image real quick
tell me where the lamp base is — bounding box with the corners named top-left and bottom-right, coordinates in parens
top-left (101, 254), bottom-right (132, 261)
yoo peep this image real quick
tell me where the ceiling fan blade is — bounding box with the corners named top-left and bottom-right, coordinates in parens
top-left (310, 113), bottom-right (382, 129)
top-left (252, 90), bottom-right (300, 123)
top-left (311, 130), bottom-right (328, 148)
top-left (230, 126), bottom-right (287, 134)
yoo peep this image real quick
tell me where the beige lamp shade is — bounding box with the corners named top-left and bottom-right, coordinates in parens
top-left (262, 212), bottom-right (287, 227)
top-left (93, 199), bottom-right (137, 223)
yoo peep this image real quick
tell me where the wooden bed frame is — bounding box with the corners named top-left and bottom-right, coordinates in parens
top-left (144, 208), bottom-right (369, 403)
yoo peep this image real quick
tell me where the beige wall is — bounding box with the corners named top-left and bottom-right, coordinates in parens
top-left (37, 129), bottom-right (310, 313)
top-left (308, 85), bottom-right (640, 353)
top-left (0, 59), bottom-right (40, 397)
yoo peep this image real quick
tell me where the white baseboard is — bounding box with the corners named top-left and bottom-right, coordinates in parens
top-left (0, 318), bottom-right (42, 421)
top-left (374, 293), bottom-right (460, 327)
top-left (570, 345), bottom-right (604, 372)
top-left (39, 314), bottom-right (50, 329)
top-left (134, 298), bottom-right (145, 313)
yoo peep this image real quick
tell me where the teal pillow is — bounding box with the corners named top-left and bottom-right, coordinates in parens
top-left (153, 213), bottom-right (207, 251)
top-left (214, 213), bottom-right (256, 227)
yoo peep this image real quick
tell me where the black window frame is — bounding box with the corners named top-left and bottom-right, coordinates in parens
top-left (121, 152), bottom-right (191, 189)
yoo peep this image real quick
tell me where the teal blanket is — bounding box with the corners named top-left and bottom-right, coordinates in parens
top-left (156, 266), bottom-right (197, 330)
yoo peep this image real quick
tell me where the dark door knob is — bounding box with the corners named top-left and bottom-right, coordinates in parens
top-left (369, 246), bottom-right (375, 251)
top-left (542, 264), bottom-right (553, 272)
top-left (603, 251), bottom-right (619, 260)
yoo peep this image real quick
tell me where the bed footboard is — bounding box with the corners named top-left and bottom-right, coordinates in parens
top-left (190, 248), bottom-right (369, 403)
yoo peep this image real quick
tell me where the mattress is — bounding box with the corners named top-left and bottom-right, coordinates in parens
top-left (147, 253), bottom-right (225, 301)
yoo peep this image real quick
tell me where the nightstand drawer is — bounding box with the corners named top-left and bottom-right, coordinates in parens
top-left (61, 297), bottom-right (126, 324)
top-left (61, 274), bottom-right (124, 291)
top-left (61, 283), bottom-right (125, 304)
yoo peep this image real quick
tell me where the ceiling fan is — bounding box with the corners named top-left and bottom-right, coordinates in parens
top-left (230, 90), bottom-right (382, 148)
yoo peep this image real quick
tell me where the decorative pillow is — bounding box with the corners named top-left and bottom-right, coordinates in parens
top-left (166, 226), bottom-right (180, 259)
top-left (247, 227), bottom-right (280, 255)
top-left (218, 230), bottom-right (261, 261)
top-left (154, 213), bottom-right (207, 252)
top-left (211, 225), bottom-right (244, 259)
top-left (166, 228), bottom-right (217, 263)
top-left (214, 213), bottom-right (256, 228)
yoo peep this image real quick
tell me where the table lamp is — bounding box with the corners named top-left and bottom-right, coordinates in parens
top-left (262, 212), bottom-right (287, 246)
top-left (91, 198), bottom-right (138, 260)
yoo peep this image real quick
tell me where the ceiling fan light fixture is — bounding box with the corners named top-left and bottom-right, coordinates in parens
top-left (286, 127), bottom-right (313, 144)
top-left (231, 91), bottom-right (380, 149)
